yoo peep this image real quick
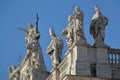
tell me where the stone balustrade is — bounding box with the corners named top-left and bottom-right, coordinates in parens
top-left (108, 48), bottom-right (120, 64)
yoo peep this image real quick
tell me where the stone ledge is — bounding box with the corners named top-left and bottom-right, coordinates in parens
top-left (61, 74), bottom-right (112, 80)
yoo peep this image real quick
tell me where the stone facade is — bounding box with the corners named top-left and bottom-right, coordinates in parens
top-left (47, 43), bottom-right (116, 80)
top-left (47, 5), bottom-right (120, 80)
top-left (8, 5), bottom-right (120, 80)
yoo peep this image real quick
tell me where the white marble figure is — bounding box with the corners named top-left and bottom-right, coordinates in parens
top-left (90, 5), bottom-right (108, 46)
top-left (19, 15), bottom-right (41, 69)
top-left (19, 23), bottom-right (40, 60)
top-left (47, 28), bottom-right (63, 68)
top-left (26, 24), bottom-right (42, 69)
top-left (23, 22), bottom-right (40, 45)
top-left (73, 6), bottom-right (86, 42)
top-left (62, 6), bottom-right (86, 48)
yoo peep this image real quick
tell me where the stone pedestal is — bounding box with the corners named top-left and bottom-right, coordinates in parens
top-left (71, 44), bottom-right (90, 76)
top-left (96, 47), bottom-right (112, 78)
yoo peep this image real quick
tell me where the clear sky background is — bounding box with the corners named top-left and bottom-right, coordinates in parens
top-left (0, 0), bottom-right (120, 80)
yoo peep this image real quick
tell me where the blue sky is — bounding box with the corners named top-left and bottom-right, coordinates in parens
top-left (0, 0), bottom-right (120, 80)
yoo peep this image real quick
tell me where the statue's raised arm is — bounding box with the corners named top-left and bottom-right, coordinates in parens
top-left (18, 27), bottom-right (28, 33)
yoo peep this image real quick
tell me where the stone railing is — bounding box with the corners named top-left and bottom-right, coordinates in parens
top-left (108, 48), bottom-right (120, 64)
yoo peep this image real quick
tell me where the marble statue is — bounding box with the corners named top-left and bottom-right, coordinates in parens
top-left (25, 23), bottom-right (41, 69)
top-left (47, 28), bottom-right (63, 68)
top-left (9, 14), bottom-right (48, 80)
top-left (19, 23), bottom-right (40, 62)
top-left (74, 6), bottom-right (85, 41)
top-left (25, 22), bottom-right (40, 44)
top-left (19, 14), bottom-right (42, 69)
top-left (90, 5), bottom-right (108, 46)
top-left (19, 13), bottom-right (40, 45)
top-left (62, 6), bottom-right (86, 48)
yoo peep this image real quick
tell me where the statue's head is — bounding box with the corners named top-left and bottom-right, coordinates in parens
top-left (95, 5), bottom-right (100, 13)
top-left (68, 15), bottom-right (73, 22)
top-left (74, 6), bottom-right (80, 12)
top-left (28, 23), bottom-right (34, 29)
top-left (49, 28), bottom-right (56, 39)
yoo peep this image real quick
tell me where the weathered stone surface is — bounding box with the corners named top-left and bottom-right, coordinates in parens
top-left (90, 5), bottom-right (108, 46)
top-left (62, 6), bottom-right (87, 48)
top-left (47, 5), bottom-right (120, 80)
top-left (9, 5), bottom-right (120, 80)
top-left (47, 28), bottom-right (63, 68)
top-left (8, 14), bottom-right (48, 80)
top-left (62, 75), bottom-right (111, 80)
